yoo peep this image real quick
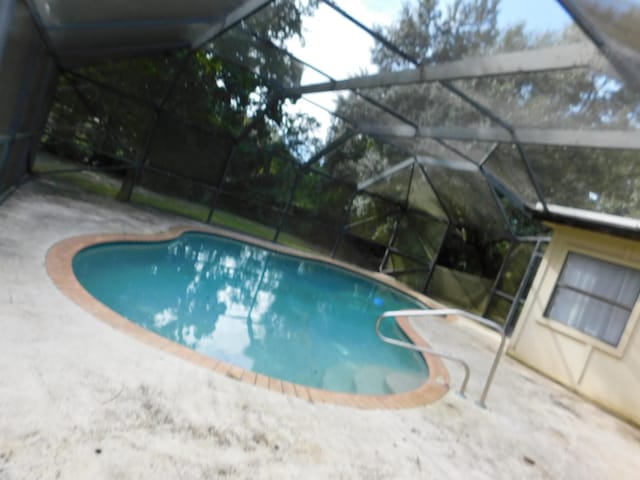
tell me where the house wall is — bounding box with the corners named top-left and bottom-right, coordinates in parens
top-left (509, 224), bottom-right (640, 425)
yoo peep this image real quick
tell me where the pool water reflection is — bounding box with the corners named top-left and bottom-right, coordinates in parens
top-left (72, 232), bottom-right (429, 394)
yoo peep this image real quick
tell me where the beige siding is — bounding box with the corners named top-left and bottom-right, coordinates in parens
top-left (509, 224), bottom-right (640, 425)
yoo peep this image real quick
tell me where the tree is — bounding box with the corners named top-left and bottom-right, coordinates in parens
top-left (328, 0), bottom-right (640, 235)
top-left (316, 0), bottom-right (640, 314)
top-left (42, 0), bottom-right (323, 211)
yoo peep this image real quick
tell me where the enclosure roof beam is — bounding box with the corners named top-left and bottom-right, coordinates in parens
top-left (303, 129), bottom-right (357, 169)
top-left (558, 0), bottom-right (640, 93)
top-left (192, 0), bottom-right (272, 49)
top-left (357, 157), bottom-right (415, 191)
top-left (42, 15), bottom-right (228, 32)
top-left (355, 123), bottom-right (640, 150)
top-left (484, 170), bottom-right (528, 211)
top-left (285, 43), bottom-right (598, 96)
top-left (57, 42), bottom-right (191, 68)
top-left (531, 203), bottom-right (640, 235)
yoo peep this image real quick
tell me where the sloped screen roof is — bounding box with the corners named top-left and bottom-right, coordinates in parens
top-left (29, 0), bottom-right (269, 64)
top-left (28, 0), bottom-right (640, 238)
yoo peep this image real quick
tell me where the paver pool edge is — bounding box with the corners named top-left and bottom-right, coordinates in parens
top-left (46, 225), bottom-right (450, 409)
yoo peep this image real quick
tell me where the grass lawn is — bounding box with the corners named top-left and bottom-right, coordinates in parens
top-left (33, 153), bottom-right (320, 253)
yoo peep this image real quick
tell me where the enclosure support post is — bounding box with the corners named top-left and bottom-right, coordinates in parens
top-left (205, 145), bottom-right (236, 224)
top-left (0, 18), bottom-right (40, 189)
top-left (273, 170), bottom-right (302, 243)
top-left (422, 221), bottom-right (450, 293)
top-left (415, 161), bottom-right (453, 294)
top-left (482, 241), bottom-right (515, 318)
top-left (502, 239), bottom-right (546, 334)
top-left (0, 0), bottom-right (15, 67)
top-left (331, 190), bottom-right (358, 258)
top-left (379, 215), bottom-right (400, 273)
top-left (206, 106), bottom-right (271, 223)
top-left (115, 105), bottom-right (160, 202)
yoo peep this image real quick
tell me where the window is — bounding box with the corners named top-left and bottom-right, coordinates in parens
top-left (545, 252), bottom-right (640, 347)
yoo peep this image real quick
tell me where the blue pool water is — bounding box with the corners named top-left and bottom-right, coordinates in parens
top-left (73, 232), bottom-right (429, 394)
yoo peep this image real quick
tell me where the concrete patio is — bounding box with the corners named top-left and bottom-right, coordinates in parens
top-left (1, 177), bottom-right (639, 479)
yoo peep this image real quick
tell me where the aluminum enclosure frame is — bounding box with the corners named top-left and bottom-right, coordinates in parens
top-left (4, 0), bottom-right (639, 330)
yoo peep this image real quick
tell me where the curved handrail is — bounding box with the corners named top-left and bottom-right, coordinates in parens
top-left (376, 308), bottom-right (507, 407)
top-left (375, 311), bottom-right (471, 397)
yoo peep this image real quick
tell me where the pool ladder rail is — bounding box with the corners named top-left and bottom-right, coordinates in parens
top-left (375, 308), bottom-right (507, 408)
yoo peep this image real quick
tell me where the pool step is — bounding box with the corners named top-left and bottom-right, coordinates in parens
top-left (384, 372), bottom-right (424, 393)
top-left (354, 365), bottom-right (393, 395)
top-left (322, 362), bottom-right (357, 392)
top-left (323, 363), bottom-right (425, 394)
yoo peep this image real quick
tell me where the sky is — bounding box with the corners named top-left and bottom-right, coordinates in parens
top-left (283, 0), bottom-right (575, 144)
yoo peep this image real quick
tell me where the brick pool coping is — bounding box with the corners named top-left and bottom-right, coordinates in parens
top-left (46, 225), bottom-right (450, 409)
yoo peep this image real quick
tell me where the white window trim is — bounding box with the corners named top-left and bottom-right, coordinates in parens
top-left (536, 241), bottom-right (640, 359)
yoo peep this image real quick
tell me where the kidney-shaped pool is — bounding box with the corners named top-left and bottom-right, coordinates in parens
top-left (72, 231), bottom-right (432, 396)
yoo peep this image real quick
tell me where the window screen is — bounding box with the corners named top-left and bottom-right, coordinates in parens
top-left (545, 252), bottom-right (640, 346)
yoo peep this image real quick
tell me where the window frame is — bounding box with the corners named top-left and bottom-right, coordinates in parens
top-left (537, 242), bottom-right (640, 358)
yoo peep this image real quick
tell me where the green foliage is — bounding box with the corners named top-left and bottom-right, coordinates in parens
top-left (527, 145), bottom-right (640, 218)
top-left (223, 140), bottom-right (299, 209)
top-left (43, 75), bottom-right (155, 163)
top-left (292, 171), bottom-right (354, 224)
top-left (346, 192), bottom-right (397, 246)
top-left (41, 0), bottom-right (326, 214)
top-left (437, 225), bottom-right (510, 277)
top-left (372, 0), bottom-right (500, 68)
top-left (323, 131), bottom-right (405, 183)
top-left (325, 0), bottom-right (640, 293)
top-left (37, 0), bottom-right (640, 307)
top-left (494, 189), bottom-right (547, 237)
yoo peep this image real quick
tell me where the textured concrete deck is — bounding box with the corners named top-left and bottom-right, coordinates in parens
top-left (1, 178), bottom-right (639, 479)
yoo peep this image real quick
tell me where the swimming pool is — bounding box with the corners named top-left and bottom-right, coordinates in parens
top-left (47, 227), bottom-right (450, 407)
top-left (71, 231), bottom-right (429, 395)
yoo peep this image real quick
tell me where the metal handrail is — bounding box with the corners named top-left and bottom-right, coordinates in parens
top-left (375, 308), bottom-right (507, 407)
top-left (375, 311), bottom-right (471, 397)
